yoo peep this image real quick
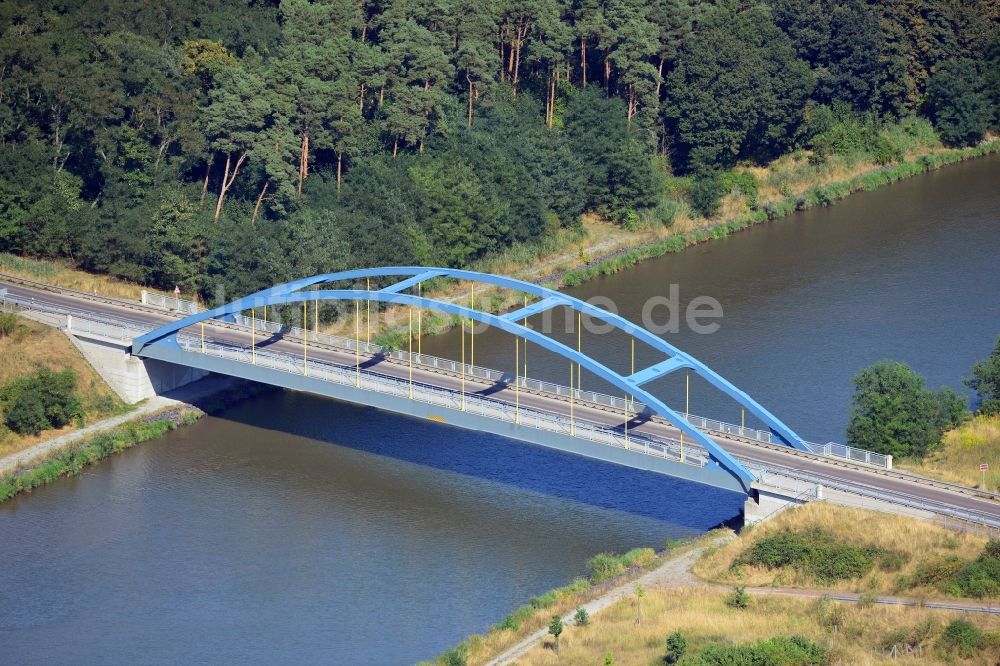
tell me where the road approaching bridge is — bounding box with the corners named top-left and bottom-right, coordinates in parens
top-left (2, 271), bottom-right (998, 528)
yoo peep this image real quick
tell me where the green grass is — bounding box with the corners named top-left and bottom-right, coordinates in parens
top-left (0, 414), bottom-right (199, 503)
top-left (733, 528), bottom-right (906, 583)
top-left (561, 138), bottom-right (1000, 288)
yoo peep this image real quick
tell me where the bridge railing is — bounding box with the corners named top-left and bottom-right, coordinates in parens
top-left (141, 290), bottom-right (201, 314)
top-left (218, 311), bottom-right (892, 469)
top-left (5, 291), bottom-right (891, 469)
top-left (175, 333), bottom-right (712, 471)
top-left (3, 290), bottom-right (892, 470)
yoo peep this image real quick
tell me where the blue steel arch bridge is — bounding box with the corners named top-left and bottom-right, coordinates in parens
top-left (132, 267), bottom-right (816, 495)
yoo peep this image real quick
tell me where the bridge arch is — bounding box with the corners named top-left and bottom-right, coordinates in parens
top-left (134, 267), bottom-right (811, 489)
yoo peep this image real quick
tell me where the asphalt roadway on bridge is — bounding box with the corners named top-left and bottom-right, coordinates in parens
top-left (3, 278), bottom-right (998, 521)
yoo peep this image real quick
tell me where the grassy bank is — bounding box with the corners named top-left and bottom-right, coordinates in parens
top-left (428, 538), bottom-right (709, 666)
top-left (2, 134), bottom-right (996, 349)
top-left (515, 587), bottom-right (1000, 665)
top-left (336, 132), bottom-right (1000, 342)
top-left (693, 503), bottom-right (998, 601)
top-left (899, 415), bottom-right (1000, 492)
top-left (559, 139), bottom-right (1000, 287)
top-left (438, 504), bottom-right (1000, 665)
top-left (0, 252), bottom-right (176, 302)
top-left (0, 413), bottom-right (192, 502)
top-left (0, 380), bottom-right (275, 504)
top-left (0, 317), bottom-right (131, 458)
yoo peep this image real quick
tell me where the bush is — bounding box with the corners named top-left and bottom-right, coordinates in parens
top-left (588, 552), bottom-right (627, 583)
top-left (694, 635), bottom-right (827, 665)
top-left (440, 645), bottom-right (467, 666)
top-left (664, 631), bottom-right (687, 664)
top-left (735, 528), bottom-right (905, 582)
top-left (0, 312), bottom-right (21, 337)
top-left (938, 619), bottom-right (985, 658)
top-left (726, 586), bottom-right (750, 609)
top-left (1, 368), bottom-right (84, 435)
top-left (574, 607), bottom-right (589, 626)
top-left (966, 335), bottom-right (1000, 415)
top-left (691, 170), bottom-right (725, 218)
top-left (950, 541), bottom-right (1000, 598)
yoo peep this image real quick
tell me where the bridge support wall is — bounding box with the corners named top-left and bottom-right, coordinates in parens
top-left (64, 333), bottom-right (208, 404)
top-left (743, 483), bottom-right (820, 525)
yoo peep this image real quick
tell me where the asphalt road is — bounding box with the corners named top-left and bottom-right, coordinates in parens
top-left (3, 277), bottom-right (998, 520)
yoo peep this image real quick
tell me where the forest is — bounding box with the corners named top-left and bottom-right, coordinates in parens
top-left (1, 0), bottom-right (998, 301)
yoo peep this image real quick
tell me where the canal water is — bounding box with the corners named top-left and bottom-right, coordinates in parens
top-left (424, 152), bottom-right (1000, 444)
top-left (1, 155), bottom-right (998, 663)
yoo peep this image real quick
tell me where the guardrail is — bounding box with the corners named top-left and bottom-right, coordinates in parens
top-left (223, 310), bottom-right (891, 469)
top-left (1, 288), bottom-right (894, 471)
top-left (176, 334), bottom-right (712, 470)
top-left (747, 460), bottom-right (1000, 530)
top-left (141, 290), bottom-right (200, 314)
top-left (4, 292), bottom-right (996, 524)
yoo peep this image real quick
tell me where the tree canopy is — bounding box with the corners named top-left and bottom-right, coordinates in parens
top-left (0, 0), bottom-right (996, 302)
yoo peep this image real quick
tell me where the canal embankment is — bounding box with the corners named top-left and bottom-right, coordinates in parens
top-left (0, 375), bottom-right (273, 503)
top-left (440, 503), bottom-right (1000, 666)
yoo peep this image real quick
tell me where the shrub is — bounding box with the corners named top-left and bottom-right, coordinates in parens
top-left (1, 368), bottom-right (84, 435)
top-left (938, 619), bottom-right (984, 658)
top-left (0, 312), bottom-right (21, 337)
top-left (440, 645), bottom-right (467, 666)
top-left (735, 528), bottom-right (905, 582)
top-left (695, 635), bottom-right (827, 665)
top-left (949, 541), bottom-right (1000, 598)
top-left (574, 607), bottom-right (589, 626)
top-left (719, 170), bottom-right (759, 208)
top-left (726, 586), bottom-right (750, 609)
top-left (588, 552), bottom-right (627, 583)
top-left (664, 631), bottom-right (687, 664)
top-left (966, 335), bottom-right (1000, 415)
top-left (903, 556), bottom-right (966, 589)
top-left (691, 170), bottom-right (725, 218)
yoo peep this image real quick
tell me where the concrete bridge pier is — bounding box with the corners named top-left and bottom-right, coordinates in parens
top-left (53, 315), bottom-right (208, 404)
top-left (743, 482), bottom-right (821, 525)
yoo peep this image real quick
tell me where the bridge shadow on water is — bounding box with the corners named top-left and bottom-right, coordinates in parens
top-left (197, 387), bottom-right (745, 532)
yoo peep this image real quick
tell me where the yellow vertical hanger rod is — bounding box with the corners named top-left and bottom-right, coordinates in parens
top-left (515, 335), bottom-right (520, 424)
top-left (354, 300), bottom-right (360, 387)
top-left (461, 318), bottom-right (466, 411)
top-left (408, 307), bottom-right (413, 398)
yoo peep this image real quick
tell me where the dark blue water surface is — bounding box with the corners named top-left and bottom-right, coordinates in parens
top-left (0, 392), bottom-right (740, 664)
top-left (1, 153), bottom-right (998, 664)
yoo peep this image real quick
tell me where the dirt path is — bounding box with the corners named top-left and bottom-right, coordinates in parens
top-left (484, 533), bottom-right (735, 666)
top-left (485, 531), bottom-right (999, 665)
top-left (0, 375), bottom-right (236, 476)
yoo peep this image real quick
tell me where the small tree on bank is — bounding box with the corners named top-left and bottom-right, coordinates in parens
top-left (967, 335), bottom-right (1000, 415)
top-left (665, 631), bottom-right (688, 664)
top-left (846, 360), bottom-right (968, 459)
top-left (549, 614), bottom-right (564, 656)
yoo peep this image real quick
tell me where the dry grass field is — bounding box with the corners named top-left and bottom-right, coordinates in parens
top-left (0, 252), bottom-right (173, 302)
top-left (692, 503), bottom-right (988, 597)
top-left (899, 415), bottom-right (1000, 492)
top-left (0, 317), bottom-right (128, 457)
top-left (516, 587), bottom-right (1000, 665)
